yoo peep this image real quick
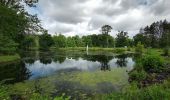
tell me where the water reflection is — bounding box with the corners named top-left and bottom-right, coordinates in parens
top-left (0, 61), bottom-right (30, 84)
top-left (1, 51), bottom-right (135, 81)
top-left (21, 51), bottom-right (135, 79)
top-left (116, 54), bottom-right (128, 67)
top-left (84, 55), bottom-right (111, 71)
top-left (39, 52), bottom-right (53, 64)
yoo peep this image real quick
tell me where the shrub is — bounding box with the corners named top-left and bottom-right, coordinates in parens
top-left (141, 55), bottom-right (164, 72)
top-left (129, 69), bottom-right (147, 82)
top-left (135, 42), bottom-right (144, 54)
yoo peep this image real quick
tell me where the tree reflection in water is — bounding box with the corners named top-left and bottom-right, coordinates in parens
top-left (39, 52), bottom-right (52, 64)
top-left (84, 55), bottom-right (112, 71)
top-left (116, 54), bottom-right (128, 67)
top-left (0, 61), bottom-right (30, 84)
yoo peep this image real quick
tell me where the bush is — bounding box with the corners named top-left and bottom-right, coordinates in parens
top-left (129, 69), bottom-right (147, 82)
top-left (141, 55), bottom-right (164, 72)
top-left (135, 42), bottom-right (144, 54)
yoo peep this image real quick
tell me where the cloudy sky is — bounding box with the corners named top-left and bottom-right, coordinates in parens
top-left (27, 0), bottom-right (170, 37)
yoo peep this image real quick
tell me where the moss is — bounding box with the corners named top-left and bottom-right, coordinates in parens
top-left (68, 68), bottom-right (129, 87)
top-left (6, 68), bottom-right (129, 99)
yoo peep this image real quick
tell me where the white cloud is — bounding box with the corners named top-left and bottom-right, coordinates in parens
top-left (27, 0), bottom-right (170, 37)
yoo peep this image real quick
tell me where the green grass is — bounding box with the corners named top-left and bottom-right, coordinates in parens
top-left (95, 79), bottom-right (170, 100)
top-left (0, 54), bottom-right (20, 63)
top-left (58, 47), bottom-right (114, 51)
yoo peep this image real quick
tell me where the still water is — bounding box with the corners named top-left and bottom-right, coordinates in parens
top-left (0, 51), bottom-right (135, 83)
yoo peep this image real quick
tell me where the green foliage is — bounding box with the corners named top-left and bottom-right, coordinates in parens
top-left (127, 47), bottom-right (131, 51)
top-left (52, 33), bottom-right (115, 48)
top-left (133, 34), bottom-right (145, 46)
top-left (0, 34), bottom-right (18, 54)
top-left (54, 93), bottom-right (71, 100)
top-left (66, 37), bottom-right (76, 47)
top-left (29, 93), bottom-right (52, 100)
top-left (82, 35), bottom-right (92, 46)
top-left (21, 35), bottom-right (36, 50)
top-left (0, 54), bottom-right (20, 63)
top-left (39, 33), bottom-right (54, 50)
top-left (134, 20), bottom-right (170, 48)
top-left (135, 42), bottom-right (144, 54)
top-left (0, 4), bottom-right (27, 44)
top-left (129, 69), bottom-right (147, 82)
top-left (0, 1), bottom-right (43, 53)
top-left (53, 34), bottom-right (67, 48)
top-left (99, 80), bottom-right (170, 100)
top-left (0, 83), bottom-right (10, 100)
top-left (114, 48), bottom-right (126, 53)
top-left (116, 31), bottom-right (129, 47)
top-left (141, 55), bottom-right (164, 72)
top-left (101, 25), bottom-right (112, 35)
top-left (163, 47), bottom-right (169, 56)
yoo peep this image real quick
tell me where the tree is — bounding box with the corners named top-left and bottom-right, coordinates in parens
top-left (53, 34), bottom-right (67, 48)
top-left (39, 32), bottom-right (54, 50)
top-left (82, 36), bottom-right (92, 47)
top-left (0, 34), bottom-right (18, 54)
top-left (21, 35), bottom-right (36, 50)
top-left (115, 31), bottom-right (129, 47)
top-left (135, 20), bottom-right (170, 48)
top-left (101, 25), bottom-right (112, 35)
top-left (0, 0), bottom-right (44, 54)
top-left (72, 35), bottom-right (84, 47)
top-left (133, 34), bottom-right (145, 46)
top-left (101, 25), bottom-right (113, 48)
top-left (66, 37), bottom-right (76, 47)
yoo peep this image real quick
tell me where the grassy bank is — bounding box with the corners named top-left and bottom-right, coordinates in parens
top-left (0, 54), bottom-right (20, 63)
top-left (95, 79), bottom-right (170, 100)
top-left (54, 47), bottom-right (134, 54)
top-left (96, 48), bottom-right (170, 100)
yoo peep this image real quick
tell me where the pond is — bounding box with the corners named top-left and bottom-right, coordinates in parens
top-left (0, 50), bottom-right (136, 99)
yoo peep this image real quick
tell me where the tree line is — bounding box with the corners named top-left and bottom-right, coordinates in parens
top-left (0, 0), bottom-right (170, 53)
top-left (134, 20), bottom-right (170, 48)
top-left (45, 20), bottom-right (170, 49)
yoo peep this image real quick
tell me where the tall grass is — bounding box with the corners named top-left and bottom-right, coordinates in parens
top-left (97, 80), bottom-right (170, 100)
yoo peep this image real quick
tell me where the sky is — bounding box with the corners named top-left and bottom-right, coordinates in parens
top-left (27, 0), bottom-right (170, 37)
